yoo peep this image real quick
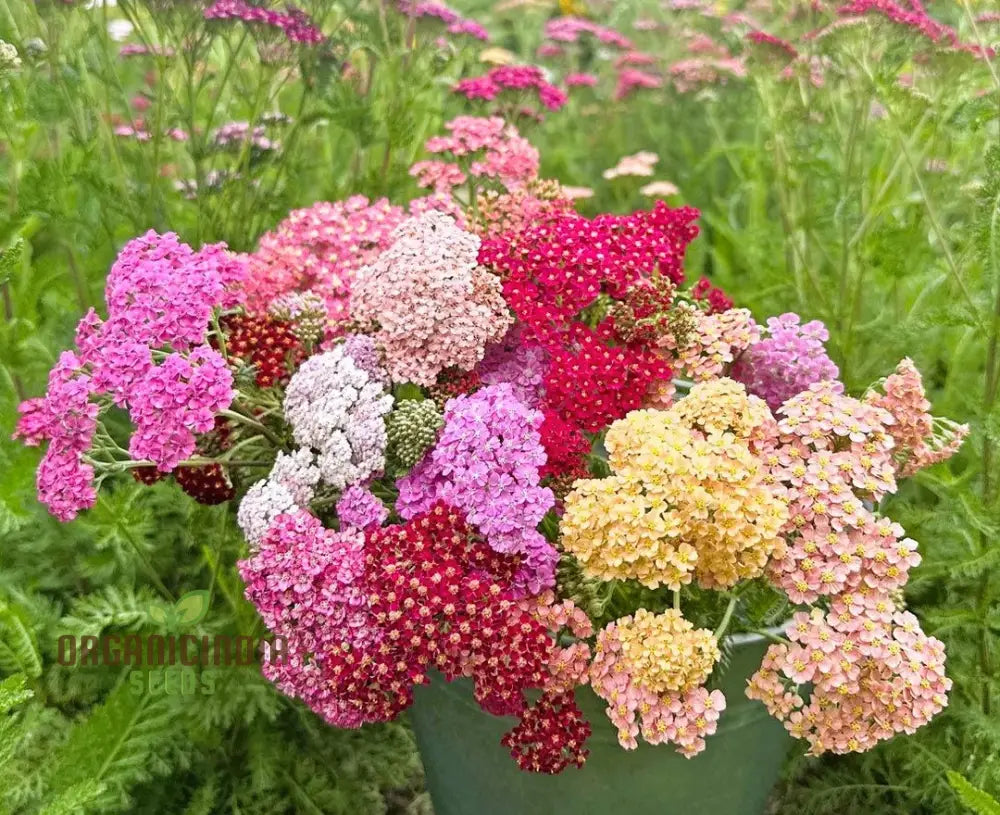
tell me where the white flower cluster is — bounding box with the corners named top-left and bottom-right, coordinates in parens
top-left (0, 40), bottom-right (20, 71)
top-left (237, 449), bottom-right (322, 547)
top-left (283, 346), bottom-right (393, 490)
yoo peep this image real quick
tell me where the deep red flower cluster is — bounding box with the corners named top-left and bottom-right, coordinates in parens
top-left (220, 313), bottom-right (304, 388)
top-left (323, 503), bottom-right (555, 722)
top-left (174, 462), bottom-right (235, 504)
top-left (480, 203), bottom-right (700, 348)
top-left (544, 324), bottom-right (671, 433)
top-left (692, 277), bottom-right (734, 314)
top-left (132, 417), bottom-right (234, 504)
top-left (501, 691), bottom-right (591, 774)
top-left (539, 409), bottom-right (590, 482)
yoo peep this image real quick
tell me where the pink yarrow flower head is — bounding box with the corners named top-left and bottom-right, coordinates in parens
top-left (747, 601), bottom-right (950, 755)
top-left (239, 510), bottom-right (375, 727)
top-left (614, 68), bottom-right (663, 100)
top-left (565, 72), bottom-right (598, 88)
top-left (350, 211), bottom-right (513, 386)
top-left (395, 383), bottom-right (558, 595)
top-left (243, 196), bottom-right (408, 327)
top-left (837, 0), bottom-right (995, 59)
top-left (15, 231), bottom-right (246, 517)
top-left (399, 1), bottom-right (489, 41)
top-left (544, 17), bottom-right (633, 50)
top-left (414, 116), bottom-right (540, 192)
top-left (454, 66), bottom-right (568, 112)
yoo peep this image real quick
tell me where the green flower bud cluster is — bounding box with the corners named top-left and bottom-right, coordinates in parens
top-left (385, 399), bottom-right (443, 472)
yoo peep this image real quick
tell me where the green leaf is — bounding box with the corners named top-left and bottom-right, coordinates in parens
top-left (0, 674), bottom-right (32, 715)
top-left (37, 780), bottom-right (106, 815)
top-left (0, 239), bottom-right (23, 287)
top-left (0, 604), bottom-right (42, 678)
top-left (947, 771), bottom-right (1000, 815)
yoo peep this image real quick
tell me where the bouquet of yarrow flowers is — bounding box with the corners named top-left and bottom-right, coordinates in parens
top-left (16, 117), bottom-right (968, 775)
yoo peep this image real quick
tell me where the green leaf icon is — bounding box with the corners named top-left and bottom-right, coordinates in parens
top-left (148, 606), bottom-right (168, 625)
top-left (174, 591), bottom-right (210, 626)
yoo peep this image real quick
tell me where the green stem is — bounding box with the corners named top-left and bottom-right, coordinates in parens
top-left (713, 595), bottom-right (738, 641)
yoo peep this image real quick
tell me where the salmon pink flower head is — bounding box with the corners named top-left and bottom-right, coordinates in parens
top-left (590, 610), bottom-right (726, 756)
top-left (350, 211), bottom-right (512, 386)
top-left (747, 601), bottom-right (951, 754)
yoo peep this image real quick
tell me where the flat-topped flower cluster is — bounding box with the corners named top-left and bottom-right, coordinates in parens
top-left (16, 117), bottom-right (968, 775)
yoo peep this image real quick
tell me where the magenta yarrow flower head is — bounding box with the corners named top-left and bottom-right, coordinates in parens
top-left (395, 383), bottom-right (557, 595)
top-left (731, 312), bottom-right (839, 411)
top-left (203, 0), bottom-right (325, 45)
top-left (336, 483), bottom-right (389, 529)
top-left (15, 231), bottom-right (245, 518)
top-left (475, 327), bottom-right (548, 408)
top-left (837, 0), bottom-right (995, 58)
top-left (399, 1), bottom-right (489, 41)
top-left (454, 66), bottom-right (568, 112)
top-left (350, 211), bottom-right (512, 386)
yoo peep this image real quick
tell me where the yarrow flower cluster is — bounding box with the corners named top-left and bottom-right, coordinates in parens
top-left (590, 610), bottom-right (726, 755)
top-left (244, 197), bottom-right (407, 325)
top-left (731, 312), bottom-right (839, 410)
top-left (454, 66), bottom-right (568, 112)
top-left (396, 384), bottom-right (557, 595)
top-left (16, 231), bottom-right (246, 517)
top-left (399, 1), bottom-right (489, 41)
top-left (561, 382), bottom-right (788, 591)
top-left (411, 116), bottom-right (540, 193)
top-left (350, 212), bottom-right (512, 386)
top-left (203, 0), bottom-right (325, 45)
top-left (19, 117), bottom-right (967, 777)
top-left (282, 346), bottom-right (393, 489)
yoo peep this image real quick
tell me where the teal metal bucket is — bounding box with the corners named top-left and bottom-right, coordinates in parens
top-left (409, 633), bottom-right (791, 815)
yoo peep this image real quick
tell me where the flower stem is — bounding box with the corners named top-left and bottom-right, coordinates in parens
top-left (713, 595), bottom-right (738, 641)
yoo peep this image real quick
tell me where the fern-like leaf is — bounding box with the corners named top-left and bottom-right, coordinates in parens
top-left (948, 771), bottom-right (1000, 815)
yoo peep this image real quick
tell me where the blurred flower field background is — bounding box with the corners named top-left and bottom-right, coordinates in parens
top-left (1, 0), bottom-right (1000, 812)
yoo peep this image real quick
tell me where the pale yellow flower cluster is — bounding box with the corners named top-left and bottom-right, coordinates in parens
top-left (560, 380), bottom-right (788, 590)
top-left (616, 609), bottom-right (720, 693)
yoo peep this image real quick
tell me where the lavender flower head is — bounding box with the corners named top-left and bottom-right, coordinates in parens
top-left (395, 383), bottom-right (557, 595)
top-left (732, 312), bottom-right (839, 411)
